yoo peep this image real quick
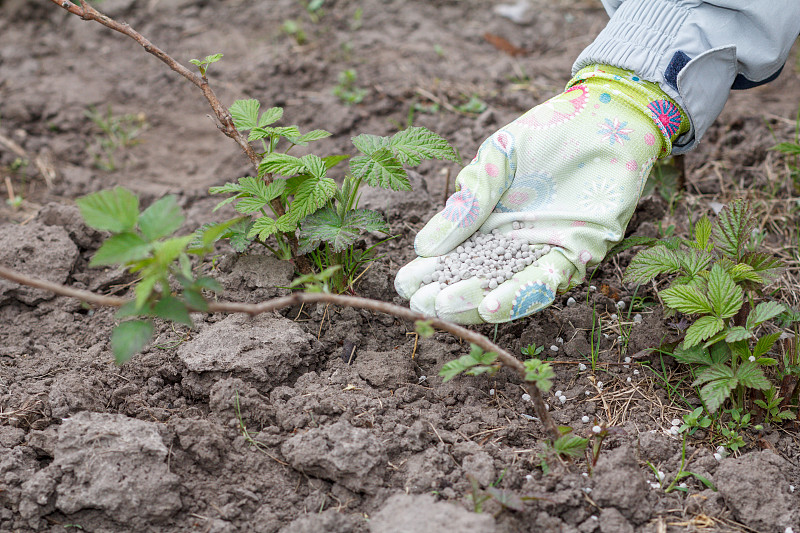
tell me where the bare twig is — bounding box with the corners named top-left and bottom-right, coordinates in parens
top-left (49, 0), bottom-right (310, 271)
top-left (0, 263), bottom-right (561, 441)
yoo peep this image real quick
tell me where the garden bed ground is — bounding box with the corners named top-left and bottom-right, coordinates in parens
top-left (1, 1), bottom-right (800, 532)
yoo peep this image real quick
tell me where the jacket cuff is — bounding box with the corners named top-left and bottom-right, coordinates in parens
top-left (572, 0), bottom-right (736, 154)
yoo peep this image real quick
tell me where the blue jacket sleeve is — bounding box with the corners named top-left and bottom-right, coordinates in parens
top-left (573, 0), bottom-right (800, 153)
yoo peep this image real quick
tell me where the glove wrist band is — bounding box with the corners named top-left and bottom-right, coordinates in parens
top-left (569, 64), bottom-right (690, 157)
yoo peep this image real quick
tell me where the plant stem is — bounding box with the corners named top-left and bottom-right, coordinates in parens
top-left (0, 262), bottom-right (561, 441)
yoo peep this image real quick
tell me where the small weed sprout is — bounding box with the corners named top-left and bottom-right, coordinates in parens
top-left (333, 69), bottom-right (367, 105)
top-left (85, 105), bottom-right (147, 171)
top-left (521, 343), bottom-right (544, 358)
top-left (188, 53), bottom-right (223, 77)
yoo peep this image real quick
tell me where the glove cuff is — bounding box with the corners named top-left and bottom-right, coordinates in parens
top-left (568, 64), bottom-right (689, 157)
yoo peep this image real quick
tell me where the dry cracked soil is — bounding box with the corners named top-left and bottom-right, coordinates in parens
top-left (1, 1), bottom-right (800, 532)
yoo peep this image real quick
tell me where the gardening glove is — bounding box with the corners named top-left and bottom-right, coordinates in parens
top-left (395, 65), bottom-right (689, 324)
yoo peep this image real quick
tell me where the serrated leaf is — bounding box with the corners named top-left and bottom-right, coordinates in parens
top-left (276, 213), bottom-right (299, 233)
top-left (673, 343), bottom-right (714, 365)
top-left (301, 154), bottom-right (327, 179)
top-left (322, 154), bottom-right (350, 169)
top-left (287, 129), bottom-right (332, 145)
top-left (606, 236), bottom-right (659, 259)
top-left (351, 132), bottom-right (389, 155)
top-left (134, 274), bottom-right (158, 310)
top-left (753, 331), bottom-right (782, 359)
top-left (299, 207), bottom-right (389, 254)
top-left (660, 285), bottom-right (713, 315)
top-left (209, 182), bottom-right (245, 195)
top-left (684, 316), bottom-right (724, 348)
top-left (727, 263), bottom-right (762, 284)
top-left (248, 125), bottom-right (301, 142)
top-left (249, 216), bottom-right (278, 241)
top-left (734, 361), bottom-right (771, 390)
top-left (693, 215), bottom-right (712, 250)
top-left (258, 106), bottom-right (284, 127)
top-left (151, 296), bottom-right (193, 326)
top-left (350, 148), bottom-right (409, 191)
top-left (679, 248), bottom-right (713, 278)
top-left (258, 153), bottom-right (307, 177)
top-left (234, 196), bottom-right (270, 214)
top-left (111, 320), bottom-right (153, 364)
top-left (711, 199), bottom-right (756, 261)
top-left (746, 301), bottom-right (786, 329)
top-left (693, 363), bottom-right (735, 387)
top-left (153, 236), bottom-right (194, 267)
top-left (553, 434), bottom-right (588, 458)
top-left (138, 195), bottom-right (184, 241)
top-left (693, 364), bottom-right (736, 413)
top-left (229, 99), bottom-right (261, 131)
top-left (724, 327), bottom-right (751, 343)
top-left (76, 187), bottom-right (139, 233)
top-left (707, 264), bottom-right (743, 319)
top-left (741, 252), bottom-right (784, 284)
top-left (623, 246), bottom-right (682, 284)
top-left (286, 176), bottom-right (337, 221)
top-left (90, 232), bottom-right (152, 267)
top-left (388, 126), bottom-right (458, 165)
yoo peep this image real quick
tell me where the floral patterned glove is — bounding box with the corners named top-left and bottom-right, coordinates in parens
top-left (395, 65), bottom-right (688, 324)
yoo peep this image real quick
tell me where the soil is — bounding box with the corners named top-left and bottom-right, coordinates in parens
top-left (2, 1), bottom-right (800, 532)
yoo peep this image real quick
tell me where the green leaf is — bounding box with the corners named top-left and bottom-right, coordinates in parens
top-left (734, 361), bottom-right (771, 390)
top-left (707, 264), bottom-right (743, 319)
top-left (679, 248), bottom-right (713, 278)
top-left (299, 207), bottom-right (389, 254)
top-left (134, 274), bottom-right (158, 310)
top-left (300, 154), bottom-right (327, 179)
top-left (623, 246), bottom-right (682, 284)
top-left (693, 364), bottom-right (736, 413)
top-left (258, 153), bottom-right (307, 177)
top-left (248, 125), bottom-right (301, 142)
top-left (76, 187), bottom-right (139, 233)
top-left (388, 126), bottom-right (459, 165)
top-left (673, 343), bottom-right (713, 366)
top-left (553, 434), bottom-right (588, 458)
top-left (151, 296), bottom-right (193, 326)
top-left (771, 141), bottom-right (800, 155)
top-left (322, 154), bottom-right (350, 169)
top-left (753, 331), bottom-right (782, 359)
top-left (350, 148), bottom-right (409, 191)
top-left (440, 344), bottom-right (498, 382)
top-left (153, 235), bottom-right (194, 266)
top-left (258, 106), bottom-right (284, 128)
top-left (287, 129), bottom-right (332, 145)
top-left (111, 320), bottom-right (153, 365)
top-left (711, 199), bottom-right (756, 261)
top-left (522, 358), bottom-right (554, 392)
top-left (414, 319), bottom-right (435, 338)
top-left (684, 316), bottom-right (724, 348)
top-left (90, 232), bottom-right (152, 267)
top-left (229, 99), bottom-right (261, 131)
top-left (727, 263), bottom-right (763, 284)
top-left (606, 236), bottom-right (659, 260)
top-left (248, 216), bottom-right (278, 241)
top-left (227, 219), bottom-right (255, 252)
top-left (724, 327), bottom-right (751, 343)
top-left (746, 301), bottom-right (786, 329)
top-left (286, 176), bottom-right (337, 221)
top-left (660, 285), bottom-right (713, 315)
top-left (693, 363), bottom-right (735, 387)
top-left (693, 215), bottom-right (712, 250)
top-left (138, 195), bottom-right (184, 241)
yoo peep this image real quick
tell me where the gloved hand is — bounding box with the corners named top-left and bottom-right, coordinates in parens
top-left (395, 65), bottom-right (687, 324)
